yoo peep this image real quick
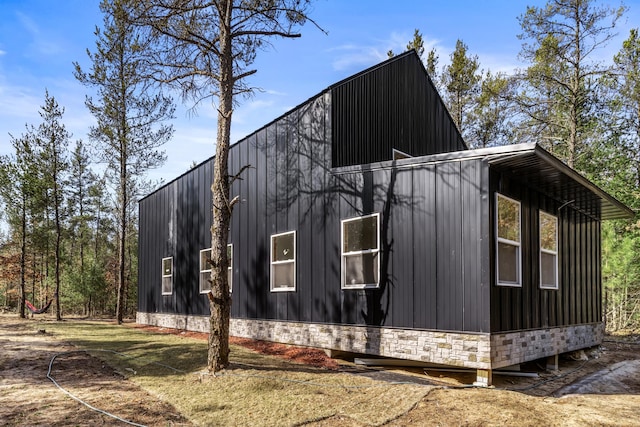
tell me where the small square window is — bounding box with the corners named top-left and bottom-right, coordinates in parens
top-left (496, 194), bottom-right (521, 287)
top-left (162, 257), bottom-right (173, 295)
top-left (200, 245), bottom-right (233, 293)
top-left (341, 213), bottom-right (380, 289)
top-left (540, 211), bottom-right (558, 289)
top-left (271, 231), bottom-right (295, 291)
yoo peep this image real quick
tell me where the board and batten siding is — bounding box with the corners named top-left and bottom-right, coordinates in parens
top-left (139, 50), bottom-right (476, 330)
top-left (489, 169), bottom-right (602, 333)
top-left (138, 89), bottom-right (491, 333)
top-left (139, 144), bottom-right (493, 331)
top-left (330, 157), bottom-right (491, 332)
top-left (138, 93), bottom-right (335, 322)
top-left (330, 51), bottom-right (466, 168)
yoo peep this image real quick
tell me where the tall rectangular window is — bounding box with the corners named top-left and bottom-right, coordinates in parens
top-left (227, 244), bottom-right (233, 293)
top-left (540, 211), bottom-right (558, 289)
top-left (342, 213), bottom-right (380, 289)
top-left (496, 194), bottom-right (521, 287)
top-left (200, 245), bottom-right (233, 293)
top-left (271, 231), bottom-right (295, 291)
top-left (199, 249), bottom-right (211, 293)
top-left (162, 257), bottom-right (173, 295)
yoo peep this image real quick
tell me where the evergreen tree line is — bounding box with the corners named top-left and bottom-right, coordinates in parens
top-left (0, 0), bottom-right (173, 321)
top-left (390, 1), bottom-right (639, 331)
top-left (0, 93), bottom-right (125, 319)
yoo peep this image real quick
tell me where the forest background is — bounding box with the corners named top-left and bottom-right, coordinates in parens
top-left (0, 0), bottom-right (638, 332)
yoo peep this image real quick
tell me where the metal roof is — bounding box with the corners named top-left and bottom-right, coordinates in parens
top-left (485, 143), bottom-right (634, 220)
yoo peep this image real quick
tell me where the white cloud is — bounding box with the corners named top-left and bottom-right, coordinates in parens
top-left (328, 31), bottom-right (446, 73)
top-left (330, 46), bottom-right (387, 71)
top-left (264, 89), bottom-right (287, 96)
top-left (16, 11), bottom-right (64, 57)
top-left (16, 12), bottom-right (39, 36)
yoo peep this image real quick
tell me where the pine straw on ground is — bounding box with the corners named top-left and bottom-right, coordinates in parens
top-left (128, 323), bottom-right (340, 370)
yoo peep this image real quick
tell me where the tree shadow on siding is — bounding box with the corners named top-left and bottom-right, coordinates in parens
top-left (252, 94), bottom-right (415, 333)
top-left (242, 244), bottom-right (269, 319)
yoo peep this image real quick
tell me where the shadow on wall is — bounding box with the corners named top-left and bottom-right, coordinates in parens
top-left (251, 94), bottom-right (417, 357)
top-left (235, 90), bottom-right (484, 355)
top-left (243, 244), bottom-right (269, 319)
top-left (176, 175), bottom-right (200, 315)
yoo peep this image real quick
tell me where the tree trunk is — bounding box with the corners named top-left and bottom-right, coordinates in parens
top-left (19, 192), bottom-right (26, 319)
top-left (54, 155), bottom-right (62, 321)
top-left (116, 54), bottom-right (128, 324)
top-left (116, 160), bottom-right (127, 324)
top-left (208, 0), bottom-right (234, 373)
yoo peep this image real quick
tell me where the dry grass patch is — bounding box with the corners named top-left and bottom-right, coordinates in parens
top-left (35, 319), bottom-right (431, 426)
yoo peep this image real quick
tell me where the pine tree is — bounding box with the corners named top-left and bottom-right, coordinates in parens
top-left (406, 29), bottom-right (425, 58)
top-left (388, 29), bottom-right (424, 59)
top-left (612, 28), bottom-right (640, 191)
top-left (425, 47), bottom-right (440, 89)
top-left (74, 0), bottom-right (175, 324)
top-left (470, 71), bottom-right (517, 148)
top-left (128, 0), bottom-right (321, 372)
top-left (67, 140), bottom-right (101, 315)
top-left (517, 0), bottom-right (626, 168)
top-left (31, 91), bottom-right (70, 321)
top-left (0, 138), bottom-right (39, 318)
top-left (442, 39), bottom-right (481, 137)
top-left (590, 28), bottom-right (640, 331)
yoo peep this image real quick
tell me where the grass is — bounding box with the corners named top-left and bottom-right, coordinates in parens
top-left (33, 319), bottom-right (431, 426)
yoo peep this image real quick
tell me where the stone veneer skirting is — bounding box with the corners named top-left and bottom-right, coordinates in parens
top-left (136, 312), bottom-right (603, 370)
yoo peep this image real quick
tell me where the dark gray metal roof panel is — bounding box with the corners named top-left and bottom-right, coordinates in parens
top-left (487, 144), bottom-right (634, 220)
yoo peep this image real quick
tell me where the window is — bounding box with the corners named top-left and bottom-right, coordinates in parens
top-left (162, 257), bottom-right (173, 295)
top-left (540, 211), bottom-right (558, 289)
top-left (271, 231), bottom-right (295, 291)
top-left (199, 245), bottom-right (233, 293)
top-left (228, 244), bottom-right (233, 292)
top-left (341, 213), bottom-right (380, 289)
top-left (199, 249), bottom-right (211, 293)
top-left (496, 194), bottom-right (521, 287)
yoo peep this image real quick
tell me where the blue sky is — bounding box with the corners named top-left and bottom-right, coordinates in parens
top-left (1, 0), bottom-right (639, 185)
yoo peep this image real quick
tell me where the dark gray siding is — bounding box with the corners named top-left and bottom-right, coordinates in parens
top-left (138, 92), bottom-right (492, 331)
top-left (331, 51), bottom-right (466, 168)
top-left (138, 93), bottom-right (334, 320)
top-left (489, 170), bottom-right (602, 332)
top-left (330, 158), bottom-right (491, 331)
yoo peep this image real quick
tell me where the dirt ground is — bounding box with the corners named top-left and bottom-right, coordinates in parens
top-left (1, 315), bottom-right (639, 426)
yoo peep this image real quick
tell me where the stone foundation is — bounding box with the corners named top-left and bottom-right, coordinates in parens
top-left (136, 312), bottom-right (603, 373)
top-left (490, 323), bottom-right (604, 369)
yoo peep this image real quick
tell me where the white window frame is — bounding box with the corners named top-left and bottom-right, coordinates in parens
top-left (495, 194), bottom-right (522, 287)
top-left (161, 256), bottom-right (173, 295)
top-left (199, 248), bottom-right (211, 294)
top-left (539, 211), bottom-right (559, 290)
top-left (341, 213), bottom-right (380, 289)
top-left (228, 243), bottom-right (233, 293)
top-left (199, 245), bottom-right (233, 294)
top-left (270, 231), bottom-right (296, 292)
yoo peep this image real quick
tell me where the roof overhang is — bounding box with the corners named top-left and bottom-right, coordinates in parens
top-left (485, 143), bottom-right (634, 220)
top-left (331, 142), bottom-right (634, 221)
